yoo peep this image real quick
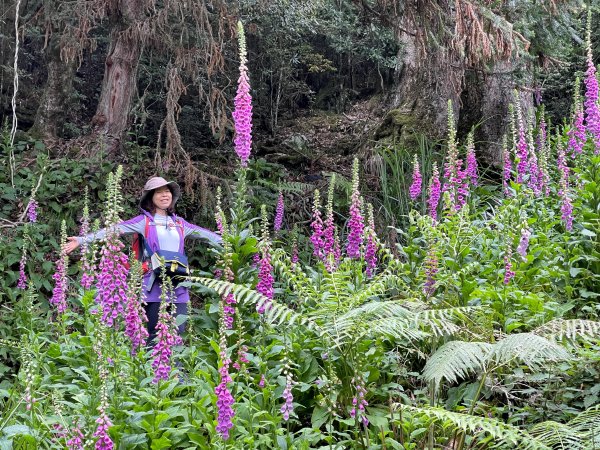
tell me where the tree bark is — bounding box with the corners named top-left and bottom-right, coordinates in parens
top-left (375, 4), bottom-right (464, 150)
top-left (30, 34), bottom-right (76, 140)
top-left (90, 1), bottom-right (144, 153)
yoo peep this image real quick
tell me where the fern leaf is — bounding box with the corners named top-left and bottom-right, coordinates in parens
top-left (188, 277), bottom-right (317, 333)
top-left (423, 340), bottom-right (493, 389)
top-left (529, 421), bottom-right (585, 450)
top-left (398, 405), bottom-right (551, 450)
top-left (491, 333), bottom-right (572, 370)
top-left (534, 319), bottom-right (600, 342)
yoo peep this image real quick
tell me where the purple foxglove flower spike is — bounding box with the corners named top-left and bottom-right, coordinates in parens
top-left (409, 155), bottom-right (422, 200)
top-left (584, 14), bottom-right (600, 153)
top-left (427, 163), bottom-right (442, 221)
top-left (274, 191), bottom-right (284, 231)
top-left (233, 22), bottom-right (253, 166)
top-left (346, 159), bottom-right (364, 259)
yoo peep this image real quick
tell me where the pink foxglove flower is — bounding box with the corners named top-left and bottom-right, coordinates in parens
top-left (502, 136), bottom-right (512, 197)
top-left (323, 176), bottom-right (337, 270)
top-left (516, 225), bottom-right (531, 259)
top-left (454, 160), bottom-right (469, 211)
top-left (258, 374), bottom-right (266, 388)
top-left (96, 227), bottom-right (129, 327)
top-left (222, 293), bottom-right (236, 329)
top-left (256, 246), bottom-right (274, 314)
top-left (365, 205), bottom-right (377, 278)
top-left (310, 190), bottom-right (325, 260)
top-left (50, 221), bottom-right (69, 314)
top-left (427, 163), bottom-right (442, 221)
top-left (94, 407), bottom-right (113, 450)
top-left (66, 425), bottom-right (84, 450)
top-left (350, 375), bottom-right (369, 427)
top-left (568, 80), bottom-right (586, 158)
top-left (215, 311), bottom-right (235, 439)
top-left (232, 22), bottom-right (253, 166)
top-left (17, 252), bottom-right (27, 289)
top-left (465, 135), bottom-right (478, 187)
top-left (503, 240), bottom-right (515, 285)
top-left (346, 159), bottom-right (364, 259)
top-left (151, 301), bottom-right (183, 383)
top-left (584, 18), bottom-right (600, 153)
top-left (27, 199), bottom-right (38, 223)
top-left (124, 283), bottom-right (148, 356)
top-left (274, 191), bottom-right (284, 231)
top-left (280, 372), bottom-right (294, 421)
top-left (409, 155), bottom-right (422, 200)
top-left (515, 108), bottom-right (529, 183)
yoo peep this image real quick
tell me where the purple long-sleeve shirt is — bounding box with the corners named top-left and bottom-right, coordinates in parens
top-left (79, 210), bottom-right (221, 302)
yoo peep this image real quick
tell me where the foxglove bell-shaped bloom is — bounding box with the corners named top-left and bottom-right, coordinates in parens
top-left (584, 26), bottom-right (600, 153)
top-left (409, 155), bottom-right (422, 200)
top-left (427, 163), bottom-right (442, 221)
top-left (151, 301), bottom-right (183, 383)
top-left (280, 373), bottom-right (294, 421)
top-left (274, 192), bottom-right (284, 231)
top-left (96, 228), bottom-right (129, 327)
top-left (346, 159), bottom-right (364, 259)
top-left (233, 22), bottom-right (253, 166)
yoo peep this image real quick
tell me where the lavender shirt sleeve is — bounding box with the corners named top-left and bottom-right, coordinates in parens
top-left (77, 215), bottom-right (146, 245)
top-left (182, 220), bottom-right (222, 244)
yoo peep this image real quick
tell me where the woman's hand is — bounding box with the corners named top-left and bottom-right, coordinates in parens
top-left (64, 237), bottom-right (80, 255)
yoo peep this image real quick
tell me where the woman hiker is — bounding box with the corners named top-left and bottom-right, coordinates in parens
top-left (64, 176), bottom-right (222, 344)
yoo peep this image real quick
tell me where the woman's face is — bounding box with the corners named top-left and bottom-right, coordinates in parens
top-left (152, 186), bottom-right (173, 210)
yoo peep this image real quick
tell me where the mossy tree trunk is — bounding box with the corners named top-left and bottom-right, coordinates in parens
top-left (30, 34), bottom-right (76, 140)
top-left (90, 1), bottom-right (144, 153)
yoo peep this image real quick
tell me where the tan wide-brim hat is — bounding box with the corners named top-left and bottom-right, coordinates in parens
top-left (139, 176), bottom-right (181, 209)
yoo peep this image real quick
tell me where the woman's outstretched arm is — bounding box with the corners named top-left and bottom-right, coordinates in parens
top-left (65, 215), bottom-right (147, 254)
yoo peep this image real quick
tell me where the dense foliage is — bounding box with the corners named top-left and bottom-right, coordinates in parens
top-left (2, 15), bottom-right (600, 450)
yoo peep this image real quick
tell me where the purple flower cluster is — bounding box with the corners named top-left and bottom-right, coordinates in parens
top-left (151, 301), bottom-right (183, 383)
top-left (427, 163), bottom-right (442, 220)
top-left (215, 354), bottom-right (235, 439)
top-left (256, 246), bottom-right (274, 314)
top-left (502, 140), bottom-right (512, 197)
top-left (568, 82), bottom-right (586, 158)
top-left (584, 43), bottom-right (600, 152)
top-left (409, 155), bottom-right (422, 200)
top-left (350, 375), bottom-right (369, 427)
top-left (423, 245), bottom-right (438, 297)
top-left (27, 199), bottom-right (38, 223)
top-left (466, 140), bottom-right (478, 187)
top-left (346, 159), bottom-right (364, 259)
top-left (365, 205), bottom-right (377, 278)
top-left (274, 192), bottom-right (284, 232)
top-left (124, 290), bottom-right (148, 356)
top-left (233, 344), bottom-right (249, 371)
top-left (50, 251), bottom-right (68, 314)
top-left (516, 225), bottom-right (531, 259)
top-left (557, 144), bottom-right (573, 231)
top-left (17, 253), bottom-right (27, 289)
top-left (222, 293), bottom-right (236, 329)
top-left (454, 160), bottom-right (469, 211)
top-left (503, 240), bottom-right (515, 285)
top-left (96, 229), bottom-right (129, 327)
top-left (94, 407), bottom-right (113, 450)
top-left (258, 374), bottom-right (266, 388)
top-left (516, 116), bottom-right (529, 184)
top-left (310, 190), bottom-right (325, 259)
top-left (233, 22), bottom-right (253, 166)
top-left (66, 425), bottom-right (84, 450)
top-left (280, 374), bottom-right (294, 421)
top-left (528, 146), bottom-right (541, 196)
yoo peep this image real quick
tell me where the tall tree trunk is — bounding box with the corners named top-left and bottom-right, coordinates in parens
top-left (30, 34), bottom-right (76, 139)
top-left (90, 1), bottom-right (144, 153)
top-left (375, 4), bottom-right (464, 149)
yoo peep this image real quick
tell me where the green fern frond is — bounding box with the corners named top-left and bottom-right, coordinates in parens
top-left (411, 306), bottom-right (475, 337)
top-left (534, 319), bottom-right (600, 342)
top-left (491, 333), bottom-right (572, 370)
top-left (423, 341), bottom-right (493, 389)
top-left (188, 277), bottom-right (317, 332)
top-left (530, 405), bottom-right (600, 449)
top-left (271, 250), bottom-right (319, 302)
top-left (529, 421), bottom-right (585, 450)
top-left (397, 405), bottom-right (551, 450)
